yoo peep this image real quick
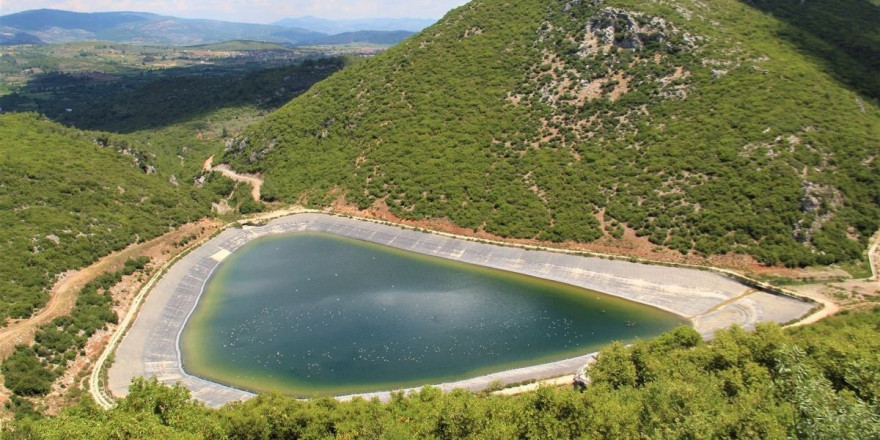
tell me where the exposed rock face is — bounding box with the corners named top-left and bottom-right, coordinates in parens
top-left (801, 181), bottom-right (843, 215)
top-left (585, 7), bottom-right (688, 52)
top-left (793, 180), bottom-right (846, 243)
top-left (226, 136), bottom-right (276, 165)
top-left (95, 137), bottom-right (157, 174)
top-left (573, 364), bottom-right (590, 389)
top-left (225, 137), bottom-right (248, 154)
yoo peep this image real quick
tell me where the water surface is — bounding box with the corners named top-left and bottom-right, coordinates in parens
top-left (181, 232), bottom-right (686, 396)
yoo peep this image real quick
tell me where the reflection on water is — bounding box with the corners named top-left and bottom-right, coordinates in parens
top-left (181, 233), bottom-right (686, 396)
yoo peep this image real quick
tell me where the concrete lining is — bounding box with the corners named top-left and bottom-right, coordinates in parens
top-left (109, 213), bottom-right (813, 407)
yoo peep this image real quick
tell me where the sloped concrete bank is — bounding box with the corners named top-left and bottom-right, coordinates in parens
top-left (108, 213), bottom-right (812, 407)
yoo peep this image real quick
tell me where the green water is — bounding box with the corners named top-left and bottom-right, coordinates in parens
top-left (181, 233), bottom-right (687, 396)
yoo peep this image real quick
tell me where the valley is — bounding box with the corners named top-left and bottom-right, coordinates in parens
top-left (0, 0), bottom-right (878, 437)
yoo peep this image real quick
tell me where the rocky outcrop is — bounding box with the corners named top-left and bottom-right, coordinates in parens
top-left (573, 354), bottom-right (597, 389)
top-left (584, 7), bottom-right (694, 52)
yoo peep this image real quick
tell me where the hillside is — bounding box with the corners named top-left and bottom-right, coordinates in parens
top-left (0, 45), bottom-right (361, 413)
top-left (0, 32), bottom-right (44, 45)
top-left (0, 113), bottom-right (219, 322)
top-left (0, 41), bottom-right (351, 175)
top-left (225, 0), bottom-right (880, 268)
top-left (0, 9), bottom-right (321, 46)
top-left (52, 57), bottom-right (348, 133)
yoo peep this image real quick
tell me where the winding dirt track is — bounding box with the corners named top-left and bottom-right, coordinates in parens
top-left (0, 220), bottom-right (221, 413)
top-left (0, 158), bottom-right (267, 368)
top-left (0, 275), bottom-right (79, 360)
top-left (203, 156), bottom-right (263, 201)
top-left (869, 235), bottom-right (879, 281)
top-left (0, 238), bottom-right (170, 360)
top-left (787, 231), bottom-right (880, 327)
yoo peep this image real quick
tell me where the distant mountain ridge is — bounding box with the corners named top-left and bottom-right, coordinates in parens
top-left (0, 9), bottom-right (321, 46)
top-left (273, 16), bottom-right (436, 34)
top-left (0, 9), bottom-right (424, 47)
top-left (0, 31), bottom-right (44, 45)
top-left (1, 9), bottom-right (151, 32)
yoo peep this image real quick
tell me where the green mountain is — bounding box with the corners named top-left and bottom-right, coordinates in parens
top-left (0, 113), bottom-right (216, 321)
top-left (224, 0), bottom-right (880, 268)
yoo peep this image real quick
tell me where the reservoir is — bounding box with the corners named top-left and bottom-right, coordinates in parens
top-left (180, 232), bottom-right (687, 396)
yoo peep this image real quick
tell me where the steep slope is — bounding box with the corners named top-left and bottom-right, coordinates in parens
top-left (0, 9), bottom-right (322, 45)
top-left (225, 0), bottom-right (880, 268)
top-left (0, 113), bottom-right (215, 322)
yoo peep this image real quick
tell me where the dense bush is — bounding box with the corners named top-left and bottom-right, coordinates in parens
top-left (224, 0), bottom-right (879, 267)
top-left (0, 114), bottom-right (215, 322)
top-left (6, 308), bottom-right (879, 439)
top-left (1, 347), bottom-right (56, 397)
top-left (2, 258), bottom-right (150, 397)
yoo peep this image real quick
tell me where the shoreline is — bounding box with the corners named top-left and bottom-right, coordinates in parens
top-left (107, 212), bottom-right (814, 408)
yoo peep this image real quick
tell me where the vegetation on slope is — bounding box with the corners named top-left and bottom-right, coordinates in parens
top-left (2, 258), bottom-right (149, 398)
top-left (0, 43), bottom-right (348, 133)
top-left (0, 113), bottom-right (213, 322)
top-left (741, 0), bottom-right (880, 99)
top-left (1, 43), bottom-right (354, 183)
top-left (5, 308), bottom-right (879, 439)
top-left (224, 0), bottom-right (880, 267)
top-left (0, 42), bottom-right (358, 326)
top-left (63, 58), bottom-right (347, 133)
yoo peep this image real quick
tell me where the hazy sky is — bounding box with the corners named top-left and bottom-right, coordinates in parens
top-left (0, 0), bottom-right (471, 22)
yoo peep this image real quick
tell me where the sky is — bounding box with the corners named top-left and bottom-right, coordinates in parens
top-left (0, 0), bottom-right (471, 23)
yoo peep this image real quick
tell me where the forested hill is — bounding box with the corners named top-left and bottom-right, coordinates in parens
top-left (0, 113), bottom-right (217, 321)
top-left (224, 0), bottom-right (880, 268)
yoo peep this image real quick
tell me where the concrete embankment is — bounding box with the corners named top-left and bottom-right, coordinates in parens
top-left (108, 213), bottom-right (813, 407)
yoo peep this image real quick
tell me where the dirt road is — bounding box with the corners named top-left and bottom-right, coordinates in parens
top-left (203, 156), bottom-right (263, 201)
top-left (0, 220), bottom-right (220, 386)
top-left (0, 236), bottom-right (174, 359)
